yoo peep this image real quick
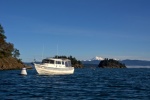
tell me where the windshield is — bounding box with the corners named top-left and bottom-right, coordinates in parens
top-left (65, 61), bottom-right (72, 67)
top-left (42, 59), bottom-right (54, 64)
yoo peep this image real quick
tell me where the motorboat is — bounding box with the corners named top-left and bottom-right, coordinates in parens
top-left (34, 58), bottom-right (74, 75)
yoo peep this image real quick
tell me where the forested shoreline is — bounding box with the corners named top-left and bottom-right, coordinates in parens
top-left (0, 24), bottom-right (31, 70)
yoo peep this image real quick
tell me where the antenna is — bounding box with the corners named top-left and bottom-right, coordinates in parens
top-left (42, 45), bottom-right (44, 60)
top-left (57, 44), bottom-right (58, 59)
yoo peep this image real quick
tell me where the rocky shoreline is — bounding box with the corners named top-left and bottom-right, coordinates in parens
top-left (0, 57), bottom-right (32, 70)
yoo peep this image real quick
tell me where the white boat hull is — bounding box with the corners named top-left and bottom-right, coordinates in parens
top-left (34, 63), bottom-right (74, 75)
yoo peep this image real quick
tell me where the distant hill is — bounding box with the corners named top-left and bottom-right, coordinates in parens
top-left (121, 60), bottom-right (150, 66)
top-left (98, 59), bottom-right (126, 68)
top-left (82, 57), bottom-right (150, 66)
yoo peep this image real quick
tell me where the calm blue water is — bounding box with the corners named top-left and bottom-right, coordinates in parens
top-left (0, 68), bottom-right (150, 100)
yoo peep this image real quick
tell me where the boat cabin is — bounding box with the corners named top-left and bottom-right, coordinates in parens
top-left (42, 58), bottom-right (72, 68)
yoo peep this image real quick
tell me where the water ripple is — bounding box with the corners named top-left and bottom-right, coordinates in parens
top-left (0, 68), bottom-right (150, 99)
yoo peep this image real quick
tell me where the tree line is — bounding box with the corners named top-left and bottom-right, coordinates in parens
top-left (0, 24), bottom-right (20, 59)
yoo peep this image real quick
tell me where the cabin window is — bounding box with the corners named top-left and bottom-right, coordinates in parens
top-left (65, 62), bottom-right (68, 67)
top-left (42, 59), bottom-right (54, 64)
top-left (65, 61), bottom-right (71, 67)
top-left (56, 61), bottom-right (61, 64)
top-left (68, 61), bottom-right (71, 66)
top-left (42, 59), bottom-right (49, 63)
top-left (62, 61), bottom-right (65, 65)
top-left (49, 60), bottom-right (54, 64)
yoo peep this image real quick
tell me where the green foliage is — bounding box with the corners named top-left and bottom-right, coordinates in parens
top-left (17, 58), bottom-right (22, 63)
top-left (0, 42), bottom-right (14, 58)
top-left (0, 24), bottom-right (6, 40)
top-left (0, 24), bottom-right (20, 58)
top-left (98, 58), bottom-right (126, 68)
top-left (12, 48), bottom-right (20, 58)
top-left (54, 55), bottom-right (67, 59)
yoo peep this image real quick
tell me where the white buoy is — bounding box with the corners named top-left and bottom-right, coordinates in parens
top-left (21, 68), bottom-right (27, 75)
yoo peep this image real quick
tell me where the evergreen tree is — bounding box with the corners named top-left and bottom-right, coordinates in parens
top-left (0, 24), bottom-right (6, 40)
top-left (0, 24), bottom-right (19, 58)
top-left (12, 48), bottom-right (20, 58)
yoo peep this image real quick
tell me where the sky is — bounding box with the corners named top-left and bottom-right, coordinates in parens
top-left (0, 0), bottom-right (150, 62)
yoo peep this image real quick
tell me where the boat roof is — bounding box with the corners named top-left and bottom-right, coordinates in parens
top-left (43, 58), bottom-right (71, 61)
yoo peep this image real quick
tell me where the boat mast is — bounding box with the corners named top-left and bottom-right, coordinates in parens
top-left (42, 45), bottom-right (44, 60)
top-left (57, 44), bottom-right (58, 59)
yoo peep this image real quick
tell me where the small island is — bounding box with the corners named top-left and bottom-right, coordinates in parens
top-left (0, 24), bottom-right (31, 70)
top-left (98, 58), bottom-right (126, 68)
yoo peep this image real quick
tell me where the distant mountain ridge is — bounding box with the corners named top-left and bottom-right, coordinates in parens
top-left (91, 56), bottom-right (104, 61)
top-left (82, 56), bottom-right (150, 66)
top-left (121, 59), bottom-right (150, 66)
top-left (83, 56), bottom-right (118, 61)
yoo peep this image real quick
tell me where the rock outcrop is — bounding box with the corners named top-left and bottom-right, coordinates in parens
top-left (73, 63), bottom-right (83, 68)
top-left (0, 57), bottom-right (31, 70)
top-left (98, 59), bottom-right (126, 68)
